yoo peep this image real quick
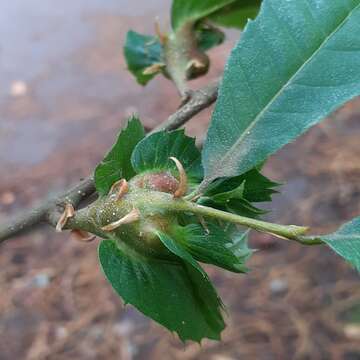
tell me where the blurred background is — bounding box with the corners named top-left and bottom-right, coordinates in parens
top-left (0, 1), bottom-right (360, 359)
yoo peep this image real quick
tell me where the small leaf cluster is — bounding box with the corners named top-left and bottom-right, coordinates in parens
top-left (124, 0), bottom-right (262, 85)
top-left (94, 117), bottom-right (266, 341)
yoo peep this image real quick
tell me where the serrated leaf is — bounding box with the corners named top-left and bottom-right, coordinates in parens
top-left (99, 239), bottom-right (225, 342)
top-left (320, 217), bottom-right (360, 272)
top-left (198, 196), bottom-right (266, 219)
top-left (208, 0), bottom-right (262, 29)
top-left (198, 169), bottom-right (278, 218)
top-left (205, 169), bottom-right (279, 203)
top-left (170, 223), bottom-right (250, 273)
top-left (228, 229), bottom-right (253, 260)
top-left (131, 130), bottom-right (203, 184)
top-left (226, 197), bottom-right (267, 217)
top-left (94, 117), bottom-right (145, 196)
top-left (240, 169), bottom-right (279, 202)
top-left (211, 182), bottom-right (245, 202)
top-left (156, 230), bottom-right (206, 275)
top-left (124, 30), bottom-right (163, 85)
top-left (171, 0), bottom-right (237, 31)
top-left (196, 23), bottom-right (225, 52)
top-left (201, 0), bottom-right (360, 189)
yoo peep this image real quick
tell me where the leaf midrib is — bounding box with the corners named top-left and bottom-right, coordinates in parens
top-left (205, 1), bottom-right (360, 183)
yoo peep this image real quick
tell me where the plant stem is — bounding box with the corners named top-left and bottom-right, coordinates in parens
top-left (153, 79), bottom-right (218, 133)
top-left (162, 199), bottom-right (323, 245)
top-left (164, 23), bottom-right (210, 99)
top-left (294, 236), bottom-right (324, 246)
top-left (0, 178), bottom-right (95, 243)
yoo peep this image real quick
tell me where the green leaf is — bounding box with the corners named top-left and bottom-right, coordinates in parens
top-left (228, 229), bottom-right (253, 261)
top-left (124, 30), bottom-right (164, 85)
top-left (99, 239), bottom-right (225, 342)
top-left (240, 169), bottom-right (279, 203)
top-left (196, 23), bottom-right (225, 52)
top-left (211, 182), bottom-right (245, 203)
top-left (202, 0), bottom-right (360, 189)
top-left (131, 130), bottom-right (203, 184)
top-left (198, 196), bottom-right (266, 218)
top-left (198, 169), bottom-right (278, 218)
top-left (156, 231), bottom-right (206, 275)
top-left (205, 169), bottom-right (279, 203)
top-left (170, 223), bottom-right (250, 273)
top-left (226, 198), bottom-right (267, 218)
top-left (94, 117), bottom-right (145, 196)
top-left (320, 217), bottom-right (360, 272)
top-left (171, 0), bottom-right (237, 31)
top-left (208, 0), bottom-right (262, 29)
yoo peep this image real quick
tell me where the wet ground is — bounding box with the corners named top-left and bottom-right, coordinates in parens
top-left (1, 1), bottom-right (360, 359)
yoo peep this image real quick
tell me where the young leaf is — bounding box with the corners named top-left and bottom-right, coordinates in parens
top-left (198, 196), bottom-right (266, 219)
top-left (205, 169), bottom-right (279, 203)
top-left (99, 239), bottom-right (225, 342)
top-left (171, 0), bottom-right (237, 31)
top-left (198, 169), bottom-right (278, 218)
top-left (211, 182), bottom-right (245, 203)
top-left (240, 169), bottom-right (279, 203)
top-left (199, 182), bottom-right (267, 218)
top-left (169, 223), bottom-right (250, 273)
top-left (131, 130), bottom-right (203, 184)
top-left (201, 0), bottom-right (360, 190)
top-left (94, 117), bottom-right (145, 196)
top-left (320, 217), bottom-right (360, 272)
top-left (196, 23), bottom-right (225, 52)
top-left (228, 229), bottom-right (253, 261)
top-left (156, 230), bottom-right (206, 275)
top-left (124, 30), bottom-right (164, 85)
top-left (208, 0), bottom-right (262, 29)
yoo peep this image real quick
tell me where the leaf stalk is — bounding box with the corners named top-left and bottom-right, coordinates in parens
top-left (162, 199), bottom-right (323, 245)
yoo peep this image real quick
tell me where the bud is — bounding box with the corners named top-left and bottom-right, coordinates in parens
top-left (88, 171), bottom-right (182, 259)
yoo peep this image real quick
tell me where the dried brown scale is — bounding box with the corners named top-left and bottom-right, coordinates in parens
top-left (169, 157), bottom-right (188, 198)
top-left (101, 208), bottom-right (140, 231)
top-left (56, 203), bottom-right (75, 232)
top-left (70, 229), bottom-right (96, 242)
top-left (109, 178), bottom-right (129, 201)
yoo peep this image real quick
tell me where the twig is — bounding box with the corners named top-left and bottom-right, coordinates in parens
top-left (152, 79), bottom-right (219, 132)
top-left (0, 178), bottom-right (95, 243)
top-left (163, 23), bottom-right (211, 100)
top-left (0, 81), bottom-right (219, 243)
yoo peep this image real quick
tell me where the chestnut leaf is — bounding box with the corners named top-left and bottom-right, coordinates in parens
top-left (198, 169), bottom-right (279, 218)
top-left (202, 0), bottom-right (360, 189)
top-left (195, 23), bottom-right (225, 52)
top-left (319, 217), bottom-right (360, 272)
top-left (207, 0), bottom-right (262, 29)
top-left (198, 196), bottom-right (267, 219)
top-left (124, 31), bottom-right (164, 86)
top-left (204, 169), bottom-right (279, 203)
top-left (94, 117), bottom-right (145, 196)
top-left (131, 129), bottom-right (203, 185)
top-left (99, 239), bottom-right (225, 342)
top-left (168, 223), bottom-right (250, 273)
top-left (171, 0), bottom-right (237, 31)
